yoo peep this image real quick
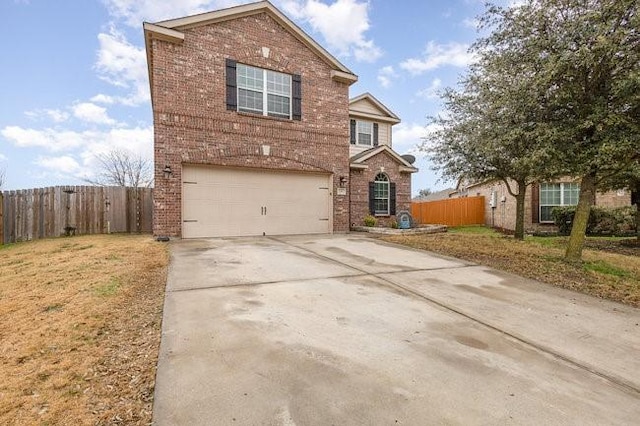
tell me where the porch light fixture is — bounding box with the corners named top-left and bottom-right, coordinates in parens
top-left (339, 176), bottom-right (347, 187)
top-left (163, 165), bottom-right (173, 179)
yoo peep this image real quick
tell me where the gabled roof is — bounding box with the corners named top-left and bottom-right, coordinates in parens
top-left (349, 93), bottom-right (401, 124)
top-left (350, 145), bottom-right (418, 173)
top-left (144, 0), bottom-right (358, 95)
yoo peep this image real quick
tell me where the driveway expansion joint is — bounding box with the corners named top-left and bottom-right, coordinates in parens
top-left (271, 235), bottom-right (640, 397)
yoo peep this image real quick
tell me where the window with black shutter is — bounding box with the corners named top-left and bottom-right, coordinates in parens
top-left (292, 74), bottom-right (302, 121)
top-left (225, 59), bottom-right (237, 111)
top-left (350, 120), bottom-right (356, 144)
top-left (353, 120), bottom-right (374, 146)
top-left (226, 60), bottom-right (299, 120)
top-left (370, 173), bottom-right (391, 215)
top-left (373, 123), bottom-right (379, 146)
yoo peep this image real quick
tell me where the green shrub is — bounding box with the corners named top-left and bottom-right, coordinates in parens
top-left (363, 215), bottom-right (377, 227)
top-left (551, 205), bottom-right (636, 236)
top-left (390, 220), bottom-right (399, 229)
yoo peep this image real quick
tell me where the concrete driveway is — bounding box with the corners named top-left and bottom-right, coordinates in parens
top-left (153, 234), bottom-right (640, 425)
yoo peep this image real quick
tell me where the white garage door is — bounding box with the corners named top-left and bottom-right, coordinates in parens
top-left (182, 166), bottom-right (332, 238)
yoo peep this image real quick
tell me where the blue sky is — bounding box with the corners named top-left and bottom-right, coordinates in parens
top-left (0, 0), bottom-right (493, 193)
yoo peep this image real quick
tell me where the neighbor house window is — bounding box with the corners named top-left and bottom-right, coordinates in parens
top-left (237, 63), bottom-right (292, 119)
top-left (374, 173), bottom-right (390, 215)
top-left (540, 182), bottom-right (579, 222)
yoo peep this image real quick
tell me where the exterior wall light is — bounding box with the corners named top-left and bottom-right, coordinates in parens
top-left (339, 176), bottom-right (347, 187)
top-left (163, 165), bottom-right (173, 179)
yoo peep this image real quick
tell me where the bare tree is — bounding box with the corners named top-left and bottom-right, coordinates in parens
top-left (85, 149), bottom-right (153, 188)
top-left (0, 166), bottom-right (5, 190)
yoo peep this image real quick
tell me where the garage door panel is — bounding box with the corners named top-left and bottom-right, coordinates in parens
top-left (182, 166), bottom-right (331, 238)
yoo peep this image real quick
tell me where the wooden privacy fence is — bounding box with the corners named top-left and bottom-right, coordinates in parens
top-left (411, 196), bottom-right (485, 227)
top-left (1, 186), bottom-right (153, 244)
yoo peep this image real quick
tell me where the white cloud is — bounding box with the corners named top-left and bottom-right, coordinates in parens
top-left (72, 102), bottom-right (117, 125)
top-left (400, 41), bottom-right (476, 75)
top-left (1, 126), bottom-right (87, 151)
top-left (102, 0), bottom-right (241, 27)
top-left (35, 155), bottom-right (82, 174)
top-left (2, 124), bottom-right (153, 181)
top-left (377, 65), bottom-right (397, 88)
top-left (281, 0), bottom-right (382, 62)
top-left (25, 108), bottom-right (70, 123)
top-left (416, 78), bottom-right (442, 99)
top-left (90, 94), bottom-right (116, 104)
top-left (95, 26), bottom-right (149, 106)
top-left (393, 123), bottom-right (429, 155)
top-left (1, 125), bottom-right (152, 156)
top-left (462, 17), bottom-right (480, 29)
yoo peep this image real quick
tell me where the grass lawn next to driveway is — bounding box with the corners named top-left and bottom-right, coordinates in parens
top-left (0, 234), bottom-right (168, 425)
top-left (382, 226), bottom-right (640, 308)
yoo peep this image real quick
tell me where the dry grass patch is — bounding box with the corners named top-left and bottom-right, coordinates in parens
top-left (382, 227), bottom-right (640, 307)
top-left (0, 234), bottom-right (168, 425)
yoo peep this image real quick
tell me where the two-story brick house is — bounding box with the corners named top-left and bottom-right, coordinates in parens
top-left (144, 1), bottom-right (416, 238)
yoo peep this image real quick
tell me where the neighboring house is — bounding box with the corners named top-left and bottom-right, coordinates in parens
top-left (412, 188), bottom-right (455, 202)
top-left (450, 178), bottom-right (632, 232)
top-left (144, 1), bottom-right (417, 238)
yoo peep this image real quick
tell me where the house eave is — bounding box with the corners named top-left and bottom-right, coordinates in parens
top-left (349, 110), bottom-right (401, 124)
top-left (399, 166), bottom-right (419, 173)
top-left (349, 92), bottom-right (401, 121)
top-left (143, 22), bottom-right (185, 43)
top-left (351, 145), bottom-right (415, 169)
top-left (331, 70), bottom-right (358, 85)
top-left (349, 163), bottom-right (369, 170)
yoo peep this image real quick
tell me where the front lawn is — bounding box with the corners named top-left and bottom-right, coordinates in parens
top-left (382, 226), bottom-right (640, 307)
top-left (0, 235), bottom-right (168, 425)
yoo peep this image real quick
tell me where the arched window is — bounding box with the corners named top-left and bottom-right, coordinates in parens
top-left (374, 173), bottom-right (390, 215)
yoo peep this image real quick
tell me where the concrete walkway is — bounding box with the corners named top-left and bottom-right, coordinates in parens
top-left (153, 234), bottom-right (640, 425)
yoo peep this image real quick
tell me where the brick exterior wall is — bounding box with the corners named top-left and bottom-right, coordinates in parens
top-left (454, 178), bottom-right (632, 233)
top-left (150, 13), bottom-right (351, 237)
top-left (349, 151), bottom-right (412, 228)
top-left (595, 189), bottom-right (632, 208)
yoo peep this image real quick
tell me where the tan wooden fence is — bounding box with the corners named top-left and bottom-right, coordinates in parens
top-left (1, 186), bottom-right (153, 244)
top-left (411, 196), bottom-right (485, 227)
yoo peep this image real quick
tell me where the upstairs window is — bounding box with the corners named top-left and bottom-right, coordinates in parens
top-left (226, 59), bottom-right (301, 120)
top-left (237, 64), bottom-right (291, 118)
top-left (357, 121), bottom-right (373, 146)
top-left (540, 182), bottom-right (579, 222)
top-left (350, 120), bottom-right (379, 146)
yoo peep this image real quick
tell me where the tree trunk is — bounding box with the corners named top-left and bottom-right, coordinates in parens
top-left (565, 172), bottom-right (596, 261)
top-left (636, 203), bottom-right (639, 243)
top-left (514, 181), bottom-right (527, 240)
top-left (632, 182), bottom-right (639, 242)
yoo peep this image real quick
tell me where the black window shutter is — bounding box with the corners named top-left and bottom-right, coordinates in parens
top-left (368, 182), bottom-right (375, 214)
top-left (292, 74), bottom-right (302, 120)
top-left (225, 59), bottom-right (237, 111)
top-left (350, 120), bottom-right (356, 145)
top-left (373, 123), bottom-right (379, 146)
top-left (390, 182), bottom-right (396, 215)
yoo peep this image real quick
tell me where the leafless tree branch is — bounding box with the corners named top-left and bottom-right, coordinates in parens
top-left (84, 149), bottom-right (153, 188)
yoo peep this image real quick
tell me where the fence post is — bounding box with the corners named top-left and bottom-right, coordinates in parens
top-left (0, 191), bottom-right (3, 245)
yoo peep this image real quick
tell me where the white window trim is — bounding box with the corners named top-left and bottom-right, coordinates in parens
top-left (237, 64), bottom-right (292, 119)
top-left (355, 120), bottom-right (373, 147)
top-left (539, 182), bottom-right (579, 223)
